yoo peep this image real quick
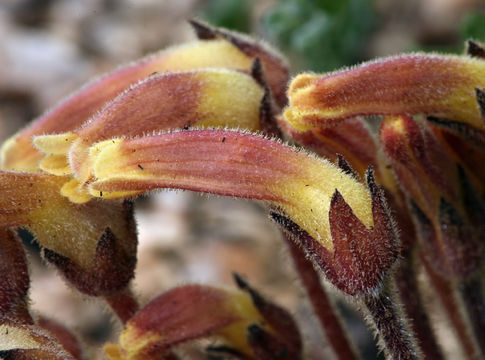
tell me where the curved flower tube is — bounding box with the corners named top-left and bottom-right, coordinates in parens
top-left (283, 53), bottom-right (485, 132)
top-left (33, 69), bottom-right (266, 203)
top-left (1, 23), bottom-right (288, 172)
top-left (70, 129), bottom-right (400, 295)
top-left (380, 115), bottom-right (484, 278)
top-left (0, 26), bottom-right (279, 297)
top-left (104, 277), bottom-right (302, 360)
top-left (87, 130), bottom-right (373, 251)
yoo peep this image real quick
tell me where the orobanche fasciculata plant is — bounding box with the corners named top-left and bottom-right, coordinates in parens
top-left (1, 20), bottom-right (485, 360)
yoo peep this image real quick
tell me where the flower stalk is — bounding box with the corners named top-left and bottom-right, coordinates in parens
top-left (104, 288), bottom-right (140, 325)
top-left (363, 279), bottom-right (422, 360)
top-left (393, 250), bottom-right (444, 360)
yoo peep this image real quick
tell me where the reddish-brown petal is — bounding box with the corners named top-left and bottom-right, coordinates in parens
top-left (112, 285), bottom-right (262, 359)
top-left (33, 69), bottom-right (265, 200)
top-left (88, 130), bottom-right (374, 252)
top-left (381, 116), bottom-right (485, 277)
top-left (0, 34), bottom-right (273, 172)
top-left (284, 54), bottom-right (485, 132)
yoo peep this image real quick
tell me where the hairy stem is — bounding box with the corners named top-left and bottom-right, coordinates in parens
top-left (422, 257), bottom-right (479, 359)
top-left (394, 250), bottom-right (444, 360)
top-left (363, 279), bottom-right (422, 360)
top-left (460, 275), bottom-right (485, 357)
top-left (284, 234), bottom-right (360, 360)
top-left (104, 287), bottom-right (139, 324)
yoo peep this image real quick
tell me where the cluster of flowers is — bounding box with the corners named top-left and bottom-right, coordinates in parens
top-left (1, 21), bottom-right (484, 360)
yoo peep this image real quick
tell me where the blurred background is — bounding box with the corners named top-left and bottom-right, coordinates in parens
top-left (0, 0), bottom-right (484, 359)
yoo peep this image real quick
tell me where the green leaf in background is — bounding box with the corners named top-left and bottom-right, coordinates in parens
top-left (460, 12), bottom-right (485, 42)
top-left (262, 0), bottom-right (376, 71)
top-left (200, 0), bottom-right (252, 33)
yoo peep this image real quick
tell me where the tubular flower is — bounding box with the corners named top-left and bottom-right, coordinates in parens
top-left (283, 53), bottom-right (485, 132)
top-left (33, 69), bottom-right (266, 203)
top-left (278, 115), bottom-right (413, 250)
top-left (379, 115), bottom-right (484, 278)
top-left (104, 276), bottom-right (302, 360)
top-left (87, 130), bottom-right (373, 251)
top-left (0, 22), bottom-right (284, 286)
top-left (1, 20), bottom-right (288, 173)
top-left (81, 129), bottom-right (398, 295)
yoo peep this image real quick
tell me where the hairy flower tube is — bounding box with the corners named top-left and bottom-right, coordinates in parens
top-left (1, 20), bottom-right (288, 173)
top-left (104, 276), bottom-right (302, 360)
top-left (283, 53), bottom-right (485, 132)
top-left (0, 21), bottom-right (289, 308)
top-left (73, 128), bottom-right (400, 296)
top-left (379, 115), bottom-right (484, 278)
top-left (34, 69), bottom-right (266, 203)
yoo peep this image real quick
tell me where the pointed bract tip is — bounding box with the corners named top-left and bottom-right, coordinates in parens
top-left (466, 39), bottom-right (485, 59)
top-left (233, 272), bottom-right (248, 290)
top-left (337, 154), bottom-right (359, 179)
top-left (366, 166), bottom-right (379, 196)
top-left (42, 227), bottom-right (136, 296)
top-left (247, 324), bottom-right (296, 360)
top-left (189, 19), bottom-right (217, 40)
top-left (475, 88), bottom-right (485, 118)
top-left (250, 58), bottom-right (264, 86)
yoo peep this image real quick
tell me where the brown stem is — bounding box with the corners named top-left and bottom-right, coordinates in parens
top-left (104, 287), bottom-right (139, 324)
top-left (284, 234), bottom-right (360, 360)
top-left (460, 275), bottom-right (485, 357)
top-left (394, 250), bottom-right (444, 360)
top-left (422, 257), bottom-right (479, 360)
top-left (363, 279), bottom-right (422, 360)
